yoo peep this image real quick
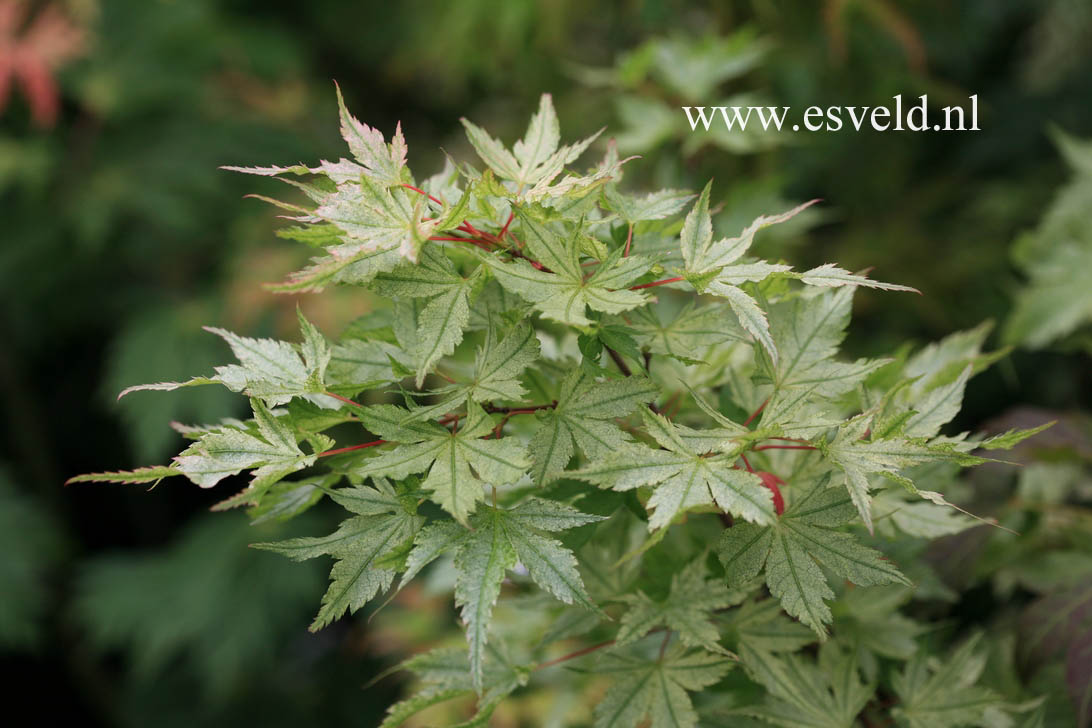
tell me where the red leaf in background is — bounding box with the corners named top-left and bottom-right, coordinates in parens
top-left (0, 0), bottom-right (86, 127)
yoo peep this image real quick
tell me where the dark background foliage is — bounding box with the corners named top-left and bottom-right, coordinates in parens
top-left (2, 0), bottom-right (1089, 724)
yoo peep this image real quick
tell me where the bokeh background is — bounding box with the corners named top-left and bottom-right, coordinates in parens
top-left (2, 0), bottom-right (1090, 725)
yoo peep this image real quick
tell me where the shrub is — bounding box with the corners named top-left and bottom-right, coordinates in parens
top-left (73, 89), bottom-right (1050, 727)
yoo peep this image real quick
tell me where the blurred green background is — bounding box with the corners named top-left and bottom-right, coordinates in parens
top-left (2, 0), bottom-right (1090, 725)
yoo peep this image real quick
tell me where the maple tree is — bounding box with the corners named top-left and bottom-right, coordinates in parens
top-left (71, 89), bottom-right (1052, 726)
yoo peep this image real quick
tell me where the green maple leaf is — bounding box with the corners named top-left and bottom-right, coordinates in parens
top-left (332, 82), bottom-right (408, 187)
top-left (119, 309), bottom-right (336, 408)
top-left (891, 635), bottom-right (1007, 728)
top-left (757, 287), bottom-right (887, 430)
top-left (679, 185), bottom-right (910, 363)
top-left (253, 479), bottom-right (421, 630)
top-left (723, 598), bottom-right (815, 654)
top-left (325, 337), bottom-right (409, 396)
top-left (480, 209), bottom-right (654, 326)
top-left (356, 402), bottom-right (529, 525)
top-left (374, 245), bottom-right (482, 386)
top-left (463, 322), bottom-right (540, 402)
top-left (623, 300), bottom-right (746, 364)
top-left (593, 640), bottom-right (733, 728)
top-left (677, 183), bottom-right (812, 362)
top-left (529, 368), bottom-right (659, 485)
top-left (717, 475), bottom-right (909, 637)
top-left (731, 642), bottom-right (873, 728)
top-left (602, 185), bottom-right (695, 224)
top-left (1004, 130), bottom-right (1092, 348)
top-left (400, 322), bottom-right (541, 419)
top-left (617, 559), bottom-right (742, 655)
top-left (461, 93), bottom-right (612, 200)
top-left (833, 585), bottom-right (924, 661)
top-left (401, 497), bottom-right (603, 692)
top-left (818, 413), bottom-right (986, 532)
top-left (173, 399), bottom-right (321, 499)
top-left (571, 408), bottom-right (775, 530)
top-left (379, 644), bottom-right (530, 728)
top-left (865, 323), bottom-right (999, 440)
top-left (226, 175), bottom-right (437, 293)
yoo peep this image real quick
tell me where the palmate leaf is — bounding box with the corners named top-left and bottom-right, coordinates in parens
top-left (279, 176), bottom-right (442, 289)
top-left (333, 82), bottom-right (407, 187)
top-left (396, 322), bottom-right (540, 417)
top-left (818, 413), bottom-right (987, 532)
top-left (1004, 130), bottom-right (1092, 348)
top-left (118, 309), bottom-right (336, 407)
top-left (602, 185), bottom-right (695, 224)
top-left (253, 480), bottom-right (421, 630)
top-left (731, 642), bottom-right (873, 728)
top-left (571, 408), bottom-right (775, 529)
top-left (481, 210), bottom-right (654, 326)
top-left (593, 640), bottom-right (733, 728)
top-left (173, 399), bottom-right (319, 500)
top-left (717, 476), bottom-right (909, 637)
top-left (622, 300), bottom-right (747, 364)
top-left (617, 559), bottom-right (741, 655)
top-left (401, 498), bottom-right (603, 692)
top-left (461, 93), bottom-right (609, 200)
top-left (529, 368), bottom-right (658, 485)
top-left (679, 184), bottom-right (910, 362)
top-left (356, 403), bottom-right (530, 525)
top-left (723, 598), bottom-right (815, 654)
top-left (379, 644), bottom-right (530, 728)
top-left (677, 183), bottom-right (810, 362)
top-left (891, 635), bottom-right (1007, 728)
top-left (375, 245), bottom-right (481, 385)
top-left (758, 287), bottom-right (886, 430)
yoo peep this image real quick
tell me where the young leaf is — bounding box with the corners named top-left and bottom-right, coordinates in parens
top-left (375, 246), bottom-right (479, 385)
top-left (593, 641), bottom-right (733, 728)
top-left (481, 213), bottom-right (653, 326)
top-left (120, 315), bottom-right (337, 407)
top-left (891, 635), bottom-right (1007, 728)
top-left (717, 477), bottom-right (909, 637)
top-left (617, 559), bottom-right (740, 655)
top-left (174, 399), bottom-right (317, 498)
top-left (678, 183), bottom-right (814, 362)
top-left (571, 408), bottom-right (774, 529)
top-left (403, 498), bottom-right (601, 692)
top-left (333, 82), bottom-right (407, 187)
top-left (253, 482), bottom-right (421, 630)
top-left (361, 403), bottom-right (530, 525)
top-left (733, 642), bottom-right (872, 728)
top-left (528, 368), bottom-right (658, 485)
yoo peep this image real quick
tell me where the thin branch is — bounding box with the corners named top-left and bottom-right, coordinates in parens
top-left (486, 401), bottom-right (557, 414)
top-left (498, 211), bottom-right (514, 240)
top-left (319, 440), bottom-right (386, 457)
top-left (658, 631), bottom-right (672, 661)
top-left (325, 391), bottom-right (361, 408)
top-left (742, 398), bottom-right (768, 427)
top-left (534, 639), bottom-right (616, 671)
top-left (401, 183), bottom-right (444, 207)
top-left (606, 346), bottom-right (632, 377)
top-left (630, 276), bottom-right (685, 291)
top-left (740, 454), bottom-right (755, 473)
